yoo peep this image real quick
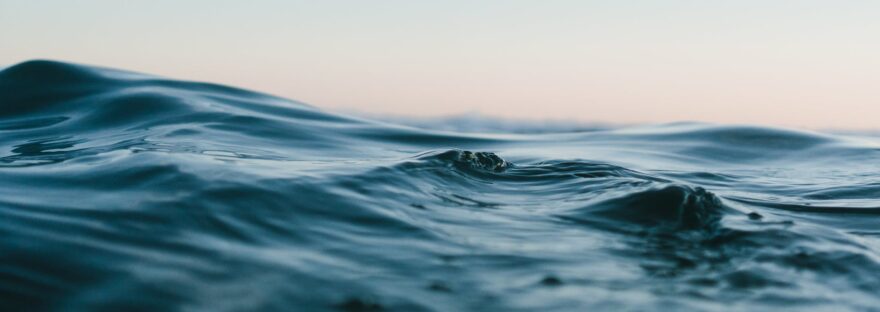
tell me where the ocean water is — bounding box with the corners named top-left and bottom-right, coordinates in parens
top-left (1, 60), bottom-right (879, 311)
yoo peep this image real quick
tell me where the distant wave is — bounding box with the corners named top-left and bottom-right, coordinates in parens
top-left (1, 60), bottom-right (879, 311)
top-left (350, 113), bottom-right (612, 134)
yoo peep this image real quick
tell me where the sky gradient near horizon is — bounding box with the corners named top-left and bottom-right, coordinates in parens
top-left (2, 0), bottom-right (878, 129)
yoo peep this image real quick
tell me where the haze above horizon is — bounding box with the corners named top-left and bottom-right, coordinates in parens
top-left (2, 0), bottom-right (878, 129)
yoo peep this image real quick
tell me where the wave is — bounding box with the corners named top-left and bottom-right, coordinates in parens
top-left (1, 60), bottom-right (879, 311)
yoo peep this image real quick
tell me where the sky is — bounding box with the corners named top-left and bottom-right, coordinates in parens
top-left (1, 0), bottom-right (878, 129)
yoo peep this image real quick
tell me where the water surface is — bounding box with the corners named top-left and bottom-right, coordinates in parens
top-left (1, 60), bottom-right (879, 311)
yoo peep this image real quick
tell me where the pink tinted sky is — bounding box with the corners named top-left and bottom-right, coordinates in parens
top-left (1, 0), bottom-right (878, 129)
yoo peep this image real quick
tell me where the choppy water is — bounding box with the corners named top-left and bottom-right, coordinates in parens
top-left (1, 60), bottom-right (879, 311)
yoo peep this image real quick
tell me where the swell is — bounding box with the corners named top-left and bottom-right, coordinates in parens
top-left (2, 60), bottom-right (875, 167)
top-left (0, 60), bottom-right (508, 165)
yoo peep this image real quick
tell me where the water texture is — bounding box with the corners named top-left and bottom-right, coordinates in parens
top-left (1, 60), bottom-right (879, 311)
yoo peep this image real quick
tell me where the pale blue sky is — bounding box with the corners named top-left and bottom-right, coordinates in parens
top-left (2, 1), bottom-right (878, 129)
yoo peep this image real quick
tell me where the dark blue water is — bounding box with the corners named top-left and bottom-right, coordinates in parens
top-left (1, 60), bottom-right (879, 311)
